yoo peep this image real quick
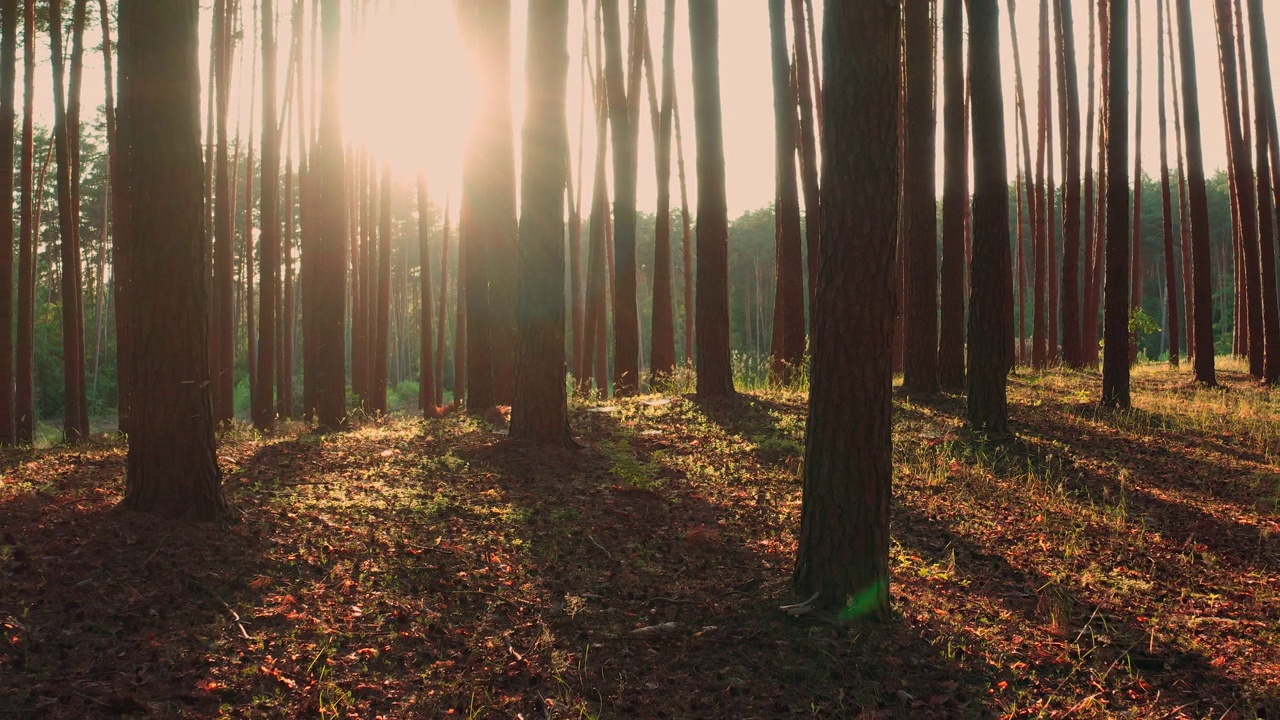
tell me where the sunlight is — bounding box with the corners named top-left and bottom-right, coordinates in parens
top-left (341, 4), bottom-right (478, 200)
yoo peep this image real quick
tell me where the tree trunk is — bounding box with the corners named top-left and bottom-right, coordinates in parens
top-left (1008, 0), bottom-right (1042, 368)
top-left (600, 0), bottom-right (640, 395)
top-left (1031, 0), bottom-right (1049, 370)
top-left (580, 58), bottom-right (609, 396)
top-left (511, 0), bottom-right (573, 445)
top-left (436, 202), bottom-right (449, 404)
top-left (1057, 0), bottom-right (1083, 368)
top-left (1081, 0), bottom-right (1099, 366)
top-left (1156, 0), bottom-right (1180, 367)
top-left (939, 0), bottom-right (967, 390)
top-left (212, 0), bottom-right (236, 423)
top-left (1129, 0), bottom-right (1144, 366)
top-left (118, 0), bottom-right (227, 520)
top-left (766, 0), bottom-right (804, 385)
top-left (688, 0), bottom-right (734, 400)
top-left (792, 0), bottom-right (898, 620)
top-left (311, 0), bottom-right (346, 429)
top-left (50, 0), bottom-right (88, 441)
top-left (281, 150), bottom-right (295, 417)
top-left (1215, 0), bottom-right (1263, 378)
top-left (16, 0), bottom-right (33, 443)
top-left (372, 162), bottom-right (390, 414)
top-left (0, 0), bottom-right (16, 444)
top-left (901, 0), bottom-right (939, 394)
top-left (649, 0), bottom-right (677, 380)
top-left (1102, 0), bottom-right (1131, 407)
top-left (968, 0), bottom-right (1012, 433)
top-left (675, 89), bottom-right (693, 366)
top-left (790, 0), bottom-right (820, 316)
top-left (1246, 0), bottom-right (1280, 383)
top-left (418, 172), bottom-right (438, 416)
top-left (254, 0), bottom-right (278, 431)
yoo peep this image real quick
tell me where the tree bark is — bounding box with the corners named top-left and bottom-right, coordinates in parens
top-left (312, 0), bottom-right (346, 429)
top-left (254, 0), bottom-right (279, 431)
top-left (418, 172), bottom-right (438, 416)
top-left (15, 0), bottom-right (33, 443)
top-left (649, 0), bottom-right (677, 380)
top-left (767, 0), bottom-right (804, 385)
top-left (901, 0), bottom-right (939, 394)
top-left (1102, 0), bottom-right (1131, 407)
top-left (967, 0), bottom-right (1012, 433)
top-left (793, 0), bottom-right (898, 620)
top-left (0, 0), bottom-right (17, 444)
top-left (1129, 0), bottom-right (1144, 369)
top-left (1246, 0), bottom-right (1280, 383)
top-left (511, 0), bottom-right (573, 445)
top-left (1056, 0), bottom-right (1083, 368)
top-left (436, 202), bottom-right (449, 404)
top-left (790, 0), bottom-right (820, 316)
top-left (118, 0), bottom-right (227, 520)
top-left (372, 162), bottom-right (390, 414)
top-left (939, 0), bottom-right (967, 390)
top-left (1156, 0), bottom-right (1180, 367)
top-left (1082, 0), bottom-right (1099, 365)
top-left (688, 0), bottom-right (734, 400)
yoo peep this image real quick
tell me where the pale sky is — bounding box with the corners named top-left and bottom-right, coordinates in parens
top-left (41, 1), bottom-right (1280, 219)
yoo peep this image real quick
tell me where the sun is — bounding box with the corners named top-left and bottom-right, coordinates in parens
top-left (340, 3), bottom-right (479, 202)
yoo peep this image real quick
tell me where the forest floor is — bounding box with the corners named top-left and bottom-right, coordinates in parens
top-left (1, 361), bottom-right (1278, 719)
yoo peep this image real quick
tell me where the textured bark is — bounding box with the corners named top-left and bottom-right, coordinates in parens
top-left (16, 0), bottom-right (33, 443)
top-left (601, 0), bottom-right (640, 395)
top-left (688, 0), bottom-right (734, 399)
top-left (967, 0), bottom-right (1012, 434)
top-left (939, 0), bottom-right (967, 390)
top-left (1102, 0), bottom-right (1131, 407)
top-left (49, 0), bottom-right (88, 442)
top-left (371, 163), bottom-right (390, 414)
top-left (67, 0), bottom-right (87, 435)
top-left (1215, 0), bottom-right (1263, 378)
top-left (1246, 0), bottom-right (1280, 383)
top-left (792, 0), bottom-right (898, 620)
top-left (1056, 0), bottom-right (1083, 368)
top-left (511, 0), bottom-right (573, 445)
top-left (767, 0), bottom-right (804, 384)
top-left (901, 0), bottom-right (938, 394)
top-left (1156, 0), bottom-right (1180, 367)
top-left (418, 173), bottom-right (438, 416)
top-left (580, 55), bottom-right (609, 396)
top-left (1082, 0), bottom-right (1099, 366)
top-left (790, 0), bottom-right (820, 314)
top-left (312, 0), bottom-right (347, 430)
top-left (1032, 0), bottom-right (1049, 370)
top-left (649, 0), bottom-right (677, 379)
top-left (212, 0), bottom-right (235, 423)
top-left (1086, 0), bottom-right (1110, 368)
top-left (675, 89), bottom-right (693, 366)
top-left (118, 0), bottom-right (227, 520)
top-left (1008, 0), bottom-right (1041, 369)
top-left (0, 0), bottom-right (16, 444)
top-left (1129, 0), bottom-right (1144, 369)
top-left (254, 0), bottom-right (279, 431)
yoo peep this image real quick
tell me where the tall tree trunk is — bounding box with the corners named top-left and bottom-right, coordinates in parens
top-left (354, 148), bottom-right (368, 404)
top-left (675, 89), bottom-right (693, 366)
top-left (1156, 0), bottom-right (1180, 367)
top-left (213, 0), bottom-right (236, 423)
top-left (1082, 0), bottom-right (1099, 366)
top-left (309, 0), bottom-right (345, 429)
top-left (792, 0), bottom-right (898, 620)
top-left (245, 0), bottom-right (258, 409)
top-left (790, 0), bottom-right (820, 315)
top-left (767, 0), bottom-right (804, 384)
top-left (436, 201), bottom-right (449, 404)
top-left (688, 0), bottom-right (734, 399)
top-left (1102, 0), bottom-right (1131, 406)
top-left (0, 0), bottom-right (16, 444)
top-left (281, 150), bottom-right (295, 417)
top-left (1057, 0), bottom-right (1083, 368)
top-left (1016, 118), bottom-right (1029, 362)
top-left (118, 0), bottom-right (227, 520)
top-left (16, 0), bottom-right (34, 443)
top-left (371, 163), bottom-right (390, 414)
top-left (1129, 0), bottom-right (1144, 365)
top-left (1246, 0), bottom-right (1280, 383)
top-left (939, 0), bottom-right (968, 390)
top-left (511, 0), bottom-right (573, 445)
top-left (601, 0), bottom-right (640, 395)
top-left (418, 172), bottom-right (438, 416)
top-left (1031, 0), bottom-right (1049, 370)
top-left (50, 0), bottom-right (87, 441)
top-left (580, 58), bottom-right (609, 396)
top-left (454, 209), bottom-right (467, 404)
top-left (1215, 0), bottom-right (1263, 378)
top-left (254, 0), bottom-right (278, 431)
top-left (649, 0), bottom-right (677, 379)
top-left (901, 0), bottom-right (938, 394)
top-left (968, 0), bottom-right (1012, 433)
top-left (1047, 85), bottom-right (1059, 362)
top-left (1009, 0), bottom-right (1042, 368)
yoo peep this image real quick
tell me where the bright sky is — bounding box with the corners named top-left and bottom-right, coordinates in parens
top-left (37, 1), bottom-right (1280, 219)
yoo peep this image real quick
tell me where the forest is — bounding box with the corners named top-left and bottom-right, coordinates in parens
top-left (0, 0), bottom-right (1278, 717)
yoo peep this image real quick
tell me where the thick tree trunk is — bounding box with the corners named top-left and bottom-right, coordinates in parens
top-left (213, 0), bottom-right (236, 423)
top-left (601, 0), bottom-right (640, 395)
top-left (967, 0), bottom-right (1012, 433)
top-left (649, 0), bottom-right (677, 380)
top-left (1057, 0), bottom-right (1083, 368)
top-left (793, 0), bottom-right (898, 620)
top-left (254, 0), bottom-right (279, 431)
top-left (511, 0), bottom-right (573, 445)
top-left (901, 0), bottom-right (938, 394)
top-left (1102, 0), bottom-right (1131, 407)
top-left (688, 0), bottom-right (734, 400)
top-left (0, 0), bottom-right (16, 444)
top-left (767, 0), bottom-right (804, 385)
top-left (312, 0), bottom-right (346, 429)
top-left (1156, 0), bottom-right (1180, 367)
top-left (939, 0), bottom-right (967, 390)
top-left (1215, 0), bottom-right (1263, 379)
top-left (118, 0), bottom-right (227, 520)
top-left (1246, 0), bottom-right (1280, 383)
top-left (580, 61), bottom-right (609, 397)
